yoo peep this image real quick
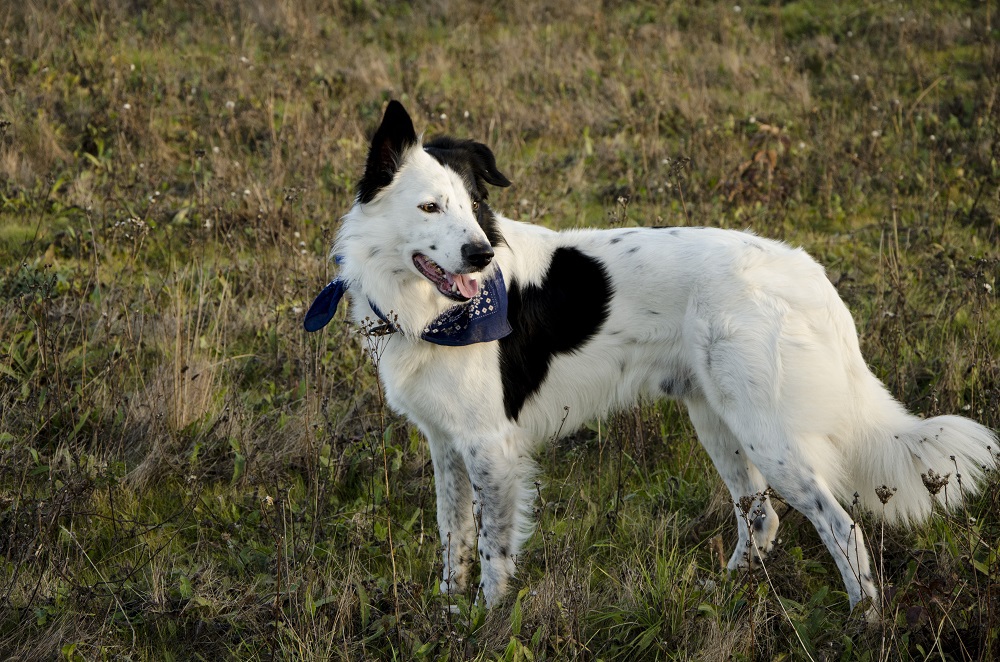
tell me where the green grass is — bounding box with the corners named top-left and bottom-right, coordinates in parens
top-left (1, 1), bottom-right (998, 659)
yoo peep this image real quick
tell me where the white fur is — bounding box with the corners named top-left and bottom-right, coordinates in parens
top-left (332, 146), bottom-right (998, 616)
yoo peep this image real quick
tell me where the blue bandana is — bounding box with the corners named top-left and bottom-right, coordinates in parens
top-left (303, 269), bottom-right (512, 346)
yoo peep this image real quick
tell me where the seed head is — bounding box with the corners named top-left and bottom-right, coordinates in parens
top-left (875, 485), bottom-right (897, 505)
top-left (921, 468), bottom-right (950, 496)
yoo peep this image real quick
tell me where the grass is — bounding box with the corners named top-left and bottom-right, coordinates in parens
top-left (1, 0), bottom-right (998, 659)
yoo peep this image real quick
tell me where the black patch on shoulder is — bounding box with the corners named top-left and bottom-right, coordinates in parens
top-left (424, 136), bottom-right (511, 247)
top-left (357, 101), bottom-right (418, 204)
top-left (499, 247), bottom-right (612, 421)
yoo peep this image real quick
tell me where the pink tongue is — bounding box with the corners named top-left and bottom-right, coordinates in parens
top-left (453, 273), bottom-right (479, 298)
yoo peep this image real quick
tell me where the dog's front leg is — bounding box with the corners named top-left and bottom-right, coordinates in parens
top-left (427, 435), bottom-right (477, 595)
top-left (465, 442), bottom-right (536, 606)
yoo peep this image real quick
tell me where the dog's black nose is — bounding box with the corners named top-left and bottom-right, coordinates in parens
top-left (462, 242), bottom-right (494, 269)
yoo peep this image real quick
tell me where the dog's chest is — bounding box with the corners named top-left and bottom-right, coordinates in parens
top-left (376, 339), bottom-right (506, 435)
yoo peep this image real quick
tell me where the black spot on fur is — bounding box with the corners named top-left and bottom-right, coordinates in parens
top-left (626, 246), bottom-right (639, 255)
top-left (815, 499), bottom-right (824, 513)
top-left (610, 237), bottom-right (622, 244)
top-left (499, 247), bottom-right (612, 421)
top-left (356, 101), bottom-right (418, 204)
top-left (660, 377), bottom-right (690, 398)
top-left (753, 518), bottom-right (765, 531)
top-left (424, 136), bottom-right (511, 247)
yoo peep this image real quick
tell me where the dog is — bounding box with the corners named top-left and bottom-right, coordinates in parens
top-left (305, 100), bottom-right (997, 616)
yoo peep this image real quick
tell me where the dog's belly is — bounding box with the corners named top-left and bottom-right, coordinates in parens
top-left (514, 339), bottom-right (695, 441)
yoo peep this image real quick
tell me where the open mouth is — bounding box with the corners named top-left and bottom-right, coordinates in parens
top-left (413, 253), bottom-right (479, 301)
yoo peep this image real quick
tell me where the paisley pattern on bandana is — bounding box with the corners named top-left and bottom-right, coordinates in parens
top-left (419, 271), bottom-right (511, 346)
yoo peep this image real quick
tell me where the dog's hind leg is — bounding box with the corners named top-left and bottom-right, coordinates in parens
top-left (742, 433), bottom-right (879, 615)
top-left (428, 433), bottom-right (477, 595)
top-left (699, 384), bottom-right (878, 613)
top-left (686, 397), bottom-right (779, 569)
top-left (463, 437), bottom-right (536, 606)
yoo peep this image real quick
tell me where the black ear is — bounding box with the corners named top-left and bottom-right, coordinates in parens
top-left (357, 100), bottom-right (418, 204)
top-left (468, 142), bottom-right (512, 189)
top-left (424, 136), bottom-right (512, 195)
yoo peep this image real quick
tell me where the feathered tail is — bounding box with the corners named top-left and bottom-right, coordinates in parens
top-left (844, 386), bottom-right (998, 524)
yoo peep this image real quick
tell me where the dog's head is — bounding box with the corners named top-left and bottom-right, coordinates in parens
top-left (352, 101), bottom-right (511, 302)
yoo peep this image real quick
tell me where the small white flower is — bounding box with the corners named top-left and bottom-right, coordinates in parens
top-left (463, 110), bottom-right (470, 118)
top-left (293, 231), bottom-right (301, 238)
top-left (930, 134), bottom-right (936, 142)
top-left (798, 141), bottom-right (806, 150)
top-left (122, 103), bottom-right (131, 111)
top-left (748, 116), bottom-right (757, 124)
top-left (733, 5), bottom-right (742, 12)
top-left (130, 63), bottom-right (135, 71)
top-left (851, 74), bottom-right (860, 83)
top-left (871, 130), bottom-right (880, 138)
top-left (847, 30), bottom-right (854, 38)
top-left (243, 189), bottom-right (251, 196)
top-left (225, 100), bottom-right (236, 110)
top-left (783, 55), bottom-right (790, 64)
top-left (439, 113), bottom-right (448, 120)
top-left (240, 56), bottom-right (250, 64)
top-left (212, 146), bottom-right (220, 154)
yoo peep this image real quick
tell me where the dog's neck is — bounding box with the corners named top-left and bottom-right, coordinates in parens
top-left (304, 261), bottom-right (511, 347)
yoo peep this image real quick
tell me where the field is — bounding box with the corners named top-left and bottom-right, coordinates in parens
top-left (1, 1), bottom-right (999, 659)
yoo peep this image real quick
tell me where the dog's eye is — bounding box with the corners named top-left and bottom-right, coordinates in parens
top-left (418, 202), bottom-right (440, 214)
top-left (472, 200), bottom-right (480, 213)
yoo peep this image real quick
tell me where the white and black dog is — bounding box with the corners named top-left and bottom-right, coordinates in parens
top-left (306, 101), bottom-right (996, 616)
